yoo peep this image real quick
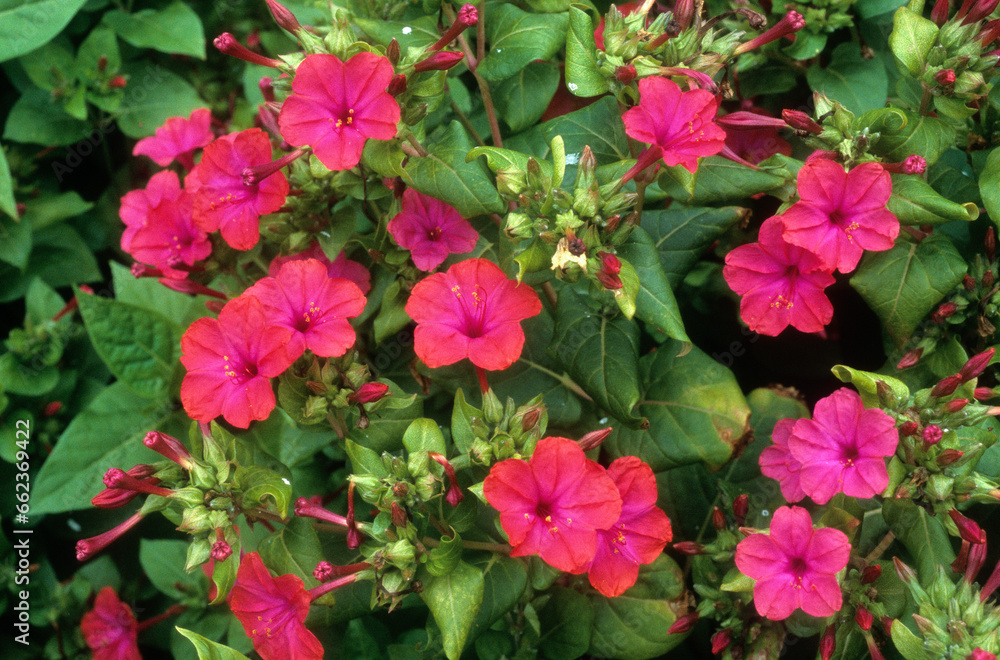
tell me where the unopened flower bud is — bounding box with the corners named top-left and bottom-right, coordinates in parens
top-left (520, 407), bottom-right (542, 432)
top-left (349, 382), bottom-right (390, 404)
top-left (314, 561), bottom-right (334, 582)
top-left (615, 64), bottom-right (637, 84)
top-left (667, 612), bottom-right (699, 634)
top-left (732, 11), bottom-right (806, 56)
top-left (945, 398), bottom-right (970, 413)
top-left (388, 73), bottom-right (408, 96)
top-left (897, 347), bottom-right (923, 369)
top-left (938, 449), bottom-right (964, 466)
top-left (933, 302), bottom-right (958, 322)
top-left (893, 557), bottom-right (917, 583)
top-left (213, 33), bottom-right (283, 68)
top-left (960, 348), bottom-right (995, 381)
top-left (43, 401), bottom-right (63, 416)
top-left (782, 109), bottom-right (823, 134)
top-left (986, 227), bottom-right (996, 261)
top-left (211, 540), bottom-right (232, 561)
top-left (855, 606), bottom-right (873, 631)
top-left (950, 510), bottom-right (986, 544)
top-left (672, 541), bottom-right (704, 555)
top-left (965, 274), bottom-right (977, 290)
top-left (922, 424), bottom-right (943, 445)
top-left (97, 55), bottom-right (108, 72)
top-left (984, 270), bottom-right (995, 288)
top-left (414, 50), bottom-right (465, 73)
top-left (712, 506), bottom-right (726, 530)
top-left (861, 564), bottom-right (882, 584)
top-left (711, 629), bottom-right (731, 654)
top-left (391, 501), bottom-right (408, 527)
top-left (108, 75), bottom-right (127, 89)
top-left (578, 427), bottom-right (613, 451)
top-left (143, 431), bottom-right (194, 469)
top-left (732, 494), bottom-right (749, 526)
top-left (899, 421), bottom-right (919, 436)
top-left (975, 387), bottom-right (994, 401)
top-left (820, 625), bottom-right (836, 660)
top-left (265, 0), bottom-right (303, 34)
top-left (428, 452), bottom-right (463, 506)
top-left (931, 0), bottom-right (950, 24)
top-left (935, 69), bottom-right (957, 86)
top-left (968, 648), bottom-right (998, 660)
top-left (430, 5), bottom-right (478, 51)
top-left (931, 374), bottom-right (963, 398)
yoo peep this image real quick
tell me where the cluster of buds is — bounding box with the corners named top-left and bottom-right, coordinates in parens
top-left (453, 388), bottom-right (549, 465)
top-left (785, 0), bottom-right (856, 34)
top-left (276, 351), bottom-right (391, 430)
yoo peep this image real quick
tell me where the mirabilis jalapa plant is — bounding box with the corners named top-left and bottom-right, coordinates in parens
top-left (36, 0), bottom-right (1000, 656)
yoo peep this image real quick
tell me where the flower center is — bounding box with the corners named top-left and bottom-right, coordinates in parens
top-left (297, 301), bottom-right (321, 332)
top-left (788, 556), bottom-right (809, 587)
top-left (332, 107), bottom-right (355, 129)
top-left (222, 354), bottom-right (257, 384)
top-left (427, 226), bottom-right (442, 241)
top-left (451, 283), bottom-right (489, 338)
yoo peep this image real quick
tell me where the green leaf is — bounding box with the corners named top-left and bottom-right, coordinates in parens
top-left (346, 381), bottom-right (424, 454)
top-left (0, 353), bottom-right (58, 396)
top-left (25, 278), bottom-right (65, 324)
top-left (450, 389), bottom-right (481, 454)
top-left (856, 0), bottom-right (908, 19)
top-left (806, 42), bottom-right (889, 115)
top-left (889, 173), bottom-right (978, 224)
top-left (31, 383), bottom-right (177, 514)
top-left (116, 64), bottom-right (205, 138)
top-left (605, 341), bottom-right (750, 471)
top-left (466, 557), bottom-right (528, 642)
top-left (882, 498), bottom-right (955, 582)
top-left (642, 205), bottom-right (746, 289)
top-left (22, 190), bottom-right (93, 231)
top-left (345, 438), bottom-right (390, 478)
top-left (3, 87), bottom-right (91, 146)
top-left (782, 31), bottom-right (827, 60)
top-left (405, 121), bottom-right (505, 217)
top-left (0, 224), bottom-right (100, 302)
top-left (831, 365), bottom-right (910, 408)
top-left (77, 26), bottom-right (121, 79)
top-left (240, 408), bottom-right (332, 468)
top-left (19, 39), bottom-right (75, 92)
top-left (237, 466), bottom-right (293, 517)
top-left (76, 290), bottom-right (180, 399)
top-left (888, 7), bottom-right (938, 77)
top-left (425, 533), bottom-right (462, 577)
top-left (103, 1), bottom-right (206, 59)
top-left (890, 620), bottom-right (934, 660)
top-left (565, 6), bottom-right (607, 97)
top-left (850, 234), bottom-right (967, 348)
top-left (0, 214), bottom-right (31, 269)
top-left (657, 156), bottom-right (788, 206)
top-left (110, 261), bottom-right (208, 328)
top-left (141, 539), bottom-right (202, 600)
top-left (980, 147), bottom-right (1000, 228)
top-left (0, 0), bottom-right (89, 63)
top-left (354, 15), bottom-right (439, 50)
top-left (616, 227), bottom-right (690, 346)
top-left (493, 60), bottom-right (560, 133)
top-left (419, 560), bottom-right (485, 660)
top-left (258, 517), bottom-right (325, 584)
top-left (547, 288), bottom-right (643, 426)
top-left (538, 587), bottom-right (594, 659)
top-left (477, 4), bottom-right (569, 82)
top-left (0, 144), bottom-right (16, 219)
top-left (402, 418), bottom-right (447, 455)
top-left (177, 628), bottom-right (252, 660)
top-left (467, 145), bottom-right (555, 184)
top-left (871, 111), bottom-right (955, 167)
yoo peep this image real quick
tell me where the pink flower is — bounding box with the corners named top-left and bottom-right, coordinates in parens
top-left (622, 76), bottom-right (726, 173)
top-left (734, 506), bottom-right (850, 620)
top-left (778, 157), bottom-right (898, 273)
top-left (586, 456), bottom-right (673, 597)
top-left (278, 52), bottom-right (400, 171)
top-left (180, 295), bottom-right (295, 428)
top-left (269, 242), bottom-right (371, 295)
top-left (119, 170), bottom-right (211, 277)
top-left (759, 419), bottom-right (806, 502)
top-left (81, 587), bottom-right (141, 660)
top-left (788, 388), bottom-right (899, 504)
top-left (404, 258), bottom-right (542, 371)
top-left (187, 128), bottom-right (289, 250)
top-left (229, 552), bottom-right (324, 660)
top-left (483, 437), bottom-right (622, 573)
top-left (722, 218), bottom-right (836, 336)
top-left (244, 258), bottom-right (366, 360)
top-left (388, 188), bottom-right (479, 271)
top-left (132, 107), bottom-right (214, 170)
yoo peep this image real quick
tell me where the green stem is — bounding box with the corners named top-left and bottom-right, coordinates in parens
top-left (918, 83), bottom-right (933, 115)
top-left (422, 536), bottom-right (512, 554)
top-left (449, 95), bottom-right (487, 147)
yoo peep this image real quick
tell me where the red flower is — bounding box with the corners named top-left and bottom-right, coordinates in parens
top-left (586, 456), bottom-right (672, 597)
top-left (778, 157), bottom-right (898, 273)
top-left (119, 170), bottom-right (211, 278)
top-left (229, 552), bottom-right (324, 660)
top-left (388, 188), bottom-right (479, 271)
top-left (81, 587), bottom-right (141, 660)
top-left (723, 218), bottom-right (835, 336)
top-left (759, 419), bottom-right (806, 502)
top-left (269, 242), bottom-right (372, 294)
top-left (622, 76), bottom-right (726, 173)
top-left (187, 128), bottom-right (289, 250)
top-left (244, 258), bottom-right (366, 360)
top-left (483, 437), bottom-right (622, 573)
top-left (278, 52), bottom-right (400, 171)
top-left (180, 295), bottom-right (295, 428)
top-left (404, 258), bottom-right (542, 371)
top-left (132, 107), bottom-right (214, 170)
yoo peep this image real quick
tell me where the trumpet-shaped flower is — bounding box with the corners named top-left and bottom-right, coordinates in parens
top-left (405, 258), bottom-right (542, 371)
top-left (132, 107), bottom-right (214, 170)
top-left (80, 587), bottom-right (141, 660)
top-left (759, 418), bottom-right (806, 502)
top-left (388, 188), bottom-right (479, 271)
top-left (269, 242), bottom-right (371, 294)
top-left (735, 506), bottom-right (850, 620)
top-left (723, 218), bottom-right (835, 336)
top-left (484, 437), bottom-right (622, 573)
top-left (279, 52), bottom-right (400, 171)
top-left (778, 157), bottom-right (898, 273)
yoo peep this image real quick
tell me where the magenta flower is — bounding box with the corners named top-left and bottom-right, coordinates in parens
top-left (723, 218), bottom-right (836, 336)
top-left (187, 128), bottom-right (289, 251)
top-left (80, 587), bottom-right (141, 660)
top-left (759, 419), bottom-right (806, 503)
top-left (269, 242), bottom-right (371, 294)
top-left (180, 295), bottom-right (295, 428)
top-left (244, 258), bottom-right (366, 360)
top-left (388, 188), bottom-right (479, 271)
top-left (778, 157), bottom-right (899, 273)
top-left (735, 506), bottom-right (849, 620)
top-left (483, 437), bottom-right (622, 574)
top-left (788, 388), bottom-right (899, 504)
top-left (586, 456), bottom-right (673, 597)
top-left (278, 52), bottom-right (400, 171)
top-left (404, 258), bottom-right (543, 371)
top-left (132, 107), bottom-right (214, 170)
top-left (119, 170), bottom-right (211, 278)
top-left (622, 76), bottom-right (726, 173)
top-left (229, 552), bottom-right (324, 660)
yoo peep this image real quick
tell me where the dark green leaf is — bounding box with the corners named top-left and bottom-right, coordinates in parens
top-left (888, 7), bottom-right (938, 77)
top-left (402, 418), bottom-right (447, 455)
top-left (102, 1), bottom-right (206, 59)
top-left (494, 60), bottom-right (560, 133)
top-left (928, 148), bottom-right (981, 206)
top-left (616, 227), bottom-right (690, 346)
top-left (980, 147), bottom-right (1000, 228)
top-left (0, 224), bottom-right (100, 302)
top-left (850, 234), bottom-right (967, 348)
top-left (0, 353), bottom-right (58, 396)
top-left (19, 39), bottom-right (75, 92)
top-left (354, 15), bottom-right (438, 50)
top-left (0, 214), bottom-right (31, 268)
top-left (889, 173), bottom-right (978, 225)
top-left (240, 408), bottom-right (332, 468)
top-left (22, 190), bottom-right (93, 230)
top-left (855, 0), bottom-right (908, 19)
top-left (25, 278), bottom-right (65, 324)
top-left (642, 205), bottom-right (746, 289)
top-left (345, 438), bottom-right (391, 478)
top-left (565, 6), bottom-right (606, 97)
top-left (782, 31), bottom-right (826, 60)
top-left (0, 0), bottom-right (89, 63)
top-left (347, 381), bottom-right (424, 454)
top-left (477, 4), bottom-right (568, 82)
top-left (872, 111), bottom-right (955, 167)
top-left (538, 587), bottom-right (594, 659)
top-left (0, 143), bottom-right (15, 219)
top-left (657, 156), bottom-right (788, 206)
top-left (237, 466), bottom-right (293, 517)
top-left (110, 261), bottom-right (208, 328)
top-left (806, 42), bottom-right (889, 114)
top-left (177, 628), bottom-right (252, 660)
top-left (425, 533), bottom-right (462, 577)
top-left (141, 539), bottom-right (202, 600)
top-left (419, 560), bottom-right (485, 660)
top-left (3, 87), bottom-right (91, 146)
top-left (466, 557), bottom-right (528, 643)
top-left (258, 517), bottom-right (325, 584)
top-left (882, 498), bottom-right (955, 583)
top-left (116, 64), bottom-right (205, 138)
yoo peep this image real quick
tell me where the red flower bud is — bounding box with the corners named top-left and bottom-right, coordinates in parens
top-left (672, 541), bottom-right (705, 555)
top-left (732, 11), bottom-right (806, 55)
top-left (414, 50), bottom-right (465, 73)
top-left (667, 612), bottom-right (699, 634)
top-left (108, 75), bottom-right (127, 89)
top-left (950, 509), bottom-right (986, 544)
top-left (938, 449), bottom-right (964, 466)
top-left (711, 629), bottom-right (731, 654)
top-left (985, 270), bottom-right (995, 288)
top-left (893, 557), bottom-right (917, 583)
top-left (429, 452), bottom-right (463, 506)
top-left (388, 73), bottom-right (408, 96)
top-left (732, 494), bottom-right (749, 526)
top-left (314, 561), bottom-right (334, 582)
top-left (897, 347), bottom-right (923, 369)
top-left (960, 348), bottom-right (995, 381)
top-left (945, 398), bottom-right (970, 413)
top-left (964, 274), bottom-right (977, 290)
top-left (899, 421), bottom-right (919, 436)
top-left (861, 564), bottom-right (882, 584)
top-left (578, 426), bottom-right (613, 451)
top-left (922, 424), bottom-right (943, 445)
top-left (987, 227), bottom-right (996, 261)
top-left (782, 109), bottom-right (824, 134)
top-left (712, 506), bottom-right (726, 530)
top-left (211, 540), bottom-right (233, 561)
top-left (935, 69), bottom-right (957, 85)
top-left (931, 0), bottom-right (951, 23)
top-left (820, 625), bottom-right (836, 660)
top-left (349, 382), bottom-right (390, 404)
top-left (933, 301), bottom-right (958, 322)
top-left (968, 648), bottom-right (998, 660)
top-left (975, 387), bottom-right (994, 401)
top-left (430, 5), bottom-right (478, 51)
top-left (391, 501), bottom-right (408, 527)
top-left (213, 33), bottom-right (283, 68)
top-left (143, 431), bottom-right (194, 469)
top-left (615, 64), bottom-right (637, 85)
top-left (265, 0), bottom-right (302, 33)
top-left (43, 401), bottom-right (63, 416)
top-left (931, 374), bottom-right (962, 398)
top-left (855, 606), bottom-right (873, 631)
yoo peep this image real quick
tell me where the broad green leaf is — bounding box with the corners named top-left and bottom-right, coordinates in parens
top-left (0, 224), bottom-right (100, 303)
top-left (103, 1), bottom-right (206, 59)
top-left (565, 6), bottom-right (607, 97)
top-left (605, 341), bottom-right (750, 471)
top-left (657, 156), bottom-right (788, 205)
top-left (402, 418), bottom-right (447, 454)
top-left (258, 517), bottom-right (325, 584)
top-left (345, 438), bottom-right (391, 478)
top-left (110, 261), bottom-right (208, 328)
top-left (0, 353), bottom-right (58, 396)
top-left (22, 190), bottom-right (93, 231)
top-left (77, 26), bottom-right (121, 79)
top-left (425, 533), bottom-right (462, 576)
top-left (177, 628), bottom-right (252, 660)
top-left (850, 234), bottom-right (967, 348)
top-left (928, 148), bottom-right (981, 206)
top-left (547, 288), bottom-right (643, 427)
top-left (19, 39), bottom-right (75, 91)
top-left (0, 0), bottom-right (89, 63)
top-left (24, 278), bottom-right (65, 324)
top-left (980, 147), bottom-right (1000, 228)
top-left (76, 290), bottom-right (180, 399)
top-left (354, 15), bottom-right (439, 50)
top-left (891, 620), bottom-right (934, 660)
top-left (31, 383), bottom-right (177, 514)
top-left (466, 557), bottom-right (528, 643)
top-left (856, 0), bottom-right (908, 19)
top-left (419, 560), bottom-right (485, 660)
top-left (240, 408), bottom-right (332, 468)
top-left (882, 498), bottom-right (955, 583)
top-left (346, 381), bottom-right (424, 454)
top-left (450, 389), bottom-right (481, 454)
top-left (889, 173), bottom-right (978, 225)
top-left (831, 365), bottom-right (910, 408)
top-left (0, 214), bottom-right (31, 268)
top-left (872, 111), bottom-right (955, 167)
top-left (538, 587), bottom-right (594, 659)
top-left (141, 539), bottom-right (203, 600)
top-left (782, 31), bottom-right (827, 60)
top-left (642, 205), bottom-right (746, 289)
top-left (237, 466), bottom-right (293, 517)
top-left (888, 7), bottom-right (938, 77)
top-left (0, 143), bottom-right (15, 219)
top-left (405, 121), bottom-right (505, 217)
top-left (494, 60), bottom-right (560, 133)
top-left (806, 42), bottom-right (889, 115)
top-left (4, 87), bottom-right (91, 146)
top-left (466, 145), bottom-right (554, 183)
top-left (116, 64), bottom-right (205, 138)
top-left (477, 4), bottom-right (569, 82)
top-left (616, 227), bottom-right (690, 347)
